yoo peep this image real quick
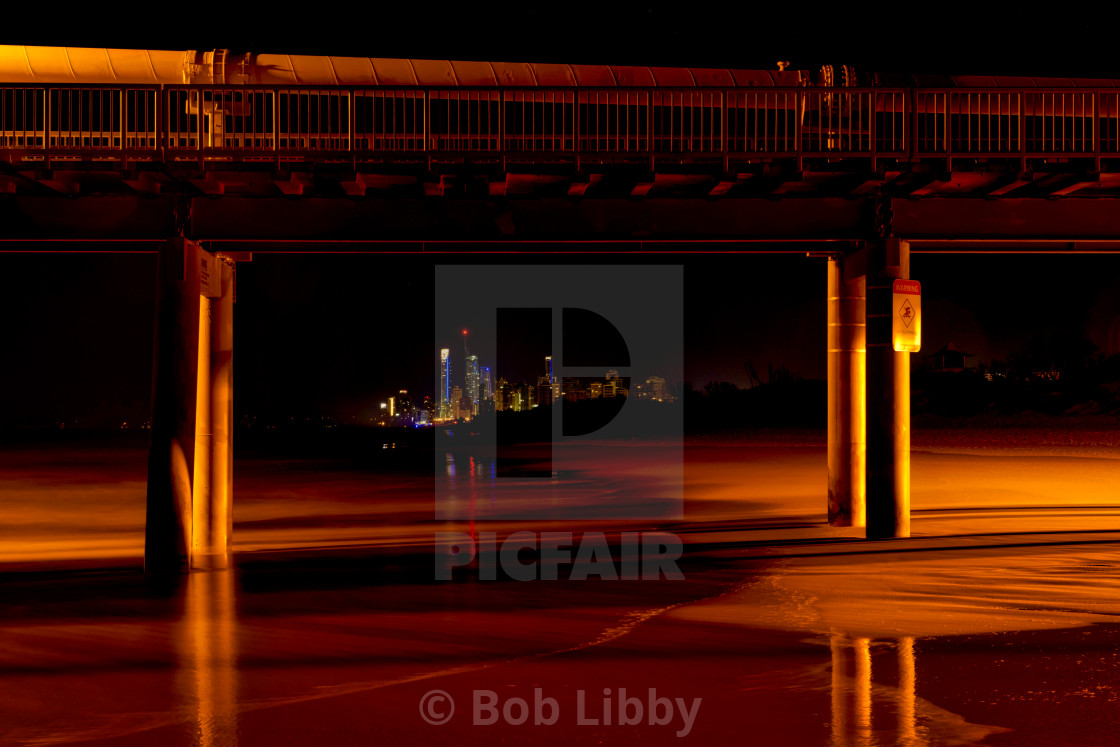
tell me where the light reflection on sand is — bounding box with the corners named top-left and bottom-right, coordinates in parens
top-left (825, 633), bottom-right (1009, 747)
top-left (176, 571), bottom-right (238, 747)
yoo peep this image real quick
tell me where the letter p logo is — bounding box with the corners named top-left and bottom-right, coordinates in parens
top-left (434, 265), bottom-right (683, 521)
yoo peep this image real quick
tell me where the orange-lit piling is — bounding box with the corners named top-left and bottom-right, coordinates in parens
top-left (211, 260), bottom-right (235, 567)
top-left (827, 257), bottom-right (866, 526)
top-left (866, 238), bottom-right (911, 539)
top-left (193, 258), bottom-right (234, 570)
top-left (146, 238), bottom-right (235, 572)
top-left (146, 238), bottom-right (202, 572)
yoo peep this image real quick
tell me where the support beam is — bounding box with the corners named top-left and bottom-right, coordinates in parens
top-left (192, 289), bottom-right (211, 565)
top-left (146, 238), bottom-right (235, 573)
top-left (865, 238), bottom-right (911, 539)
top-left (827, 256), bottom-right (866, 526)
top-left (192, 258), bottom-right (234, 570)
top-left (145, 238), bottom-right (202, 573)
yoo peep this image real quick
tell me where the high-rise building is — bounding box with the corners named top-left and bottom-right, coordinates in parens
top-left (544, 355), bottom-right (559, 403)
top-left (451, 386), bottom-right (463, 420)
top-left (537, 375), bottom-right (555, 406)
top-left (439, 349), bottom-right (451, 419)
top-left (495, 378), bottom-right (511, 412)
top-left (482, 366), bottom-right (493, 401)
top-left (465, 355), bottom-right (480, 415)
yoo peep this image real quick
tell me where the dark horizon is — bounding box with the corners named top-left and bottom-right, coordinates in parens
top-left (3, 251), bottom-right (1118, 429)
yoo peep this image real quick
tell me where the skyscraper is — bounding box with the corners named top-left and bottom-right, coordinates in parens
top-left (546, 355), bottom-right (560, 402)
top-left (496, 378), bottom-right (511, 412)
top-left (465, 354), bottom-right (480, 416)
top-left (482, 366), bottom-right (493, 401)
top-left (439, 348), bottom-right (451, 419)
top-left (537, 375), bottom-right (554, 406)
top-left (397, 390), bottom-right (412, 422)
top-left (451, 386), bottom-right (468, 420)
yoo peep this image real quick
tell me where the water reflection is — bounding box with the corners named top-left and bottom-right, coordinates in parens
top-left (442, 452), bottom-right (501, 533)
top-left (175, 570), bottom-right (239, 746)
top-left (829, 633), bottom-right (925, 747)
top-left (897, 636), bottom-right (919, 747)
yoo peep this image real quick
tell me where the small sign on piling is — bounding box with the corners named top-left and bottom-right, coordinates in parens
top-left (892, 279), bottom-right (921, 353)
top-left (198, 249), bottom-right (221, 298)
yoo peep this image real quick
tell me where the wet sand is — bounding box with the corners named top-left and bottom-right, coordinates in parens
top-left (7, 551), bottom-right (1120, 746)
top-left (4, 427), bottom-right (1120, 568)
top-left (3, 427), bottom-right (1120, 745)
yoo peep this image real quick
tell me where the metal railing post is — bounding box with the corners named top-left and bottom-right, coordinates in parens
top-left (721, 90), bottom-right (729, 172)
top-left (795, 89), bottom-right (803, 171)
top-left (197, 90), bottom-right (204, 160)
top-left (1094, 91), bottom-right (1101, 171)
top-left (870, 91), bottom-right (878, 171)
top-left (157, 86), bottom-right (164, 163)
top-left (119, 87), bottom-right (126, 165)
top-left (44, 86), bottom-right (51, 166)
top-left (573, 91), bottom-right (581, 171)
top-left (349, 90), bottom-right (356, 170)
top-left (499, 90), bottom-right (506, 171)
top-left (424, 90), bottom-right (430, 172)
top-left (945, 93), bottom-right (952, 172)
top-left (909, 88), bottom-right (918, 161)
top-left (272, 89), bottom-right (279, 169)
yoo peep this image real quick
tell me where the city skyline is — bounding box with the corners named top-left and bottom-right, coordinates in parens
top-left (415, 345), bottom-right (677, 425)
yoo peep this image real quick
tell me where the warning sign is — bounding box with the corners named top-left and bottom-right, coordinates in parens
top-left (198, 248), bottom-right (221, 298)
top-left (892, 279), bottom-right (921, 352)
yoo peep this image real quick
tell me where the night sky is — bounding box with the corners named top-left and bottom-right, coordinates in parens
top-left (5, 251), bottom-right (1119, 428)
top-left (4, 7), bottom-right (1120, 79)
top-left (3, 8), bottom-right (1120, 427)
